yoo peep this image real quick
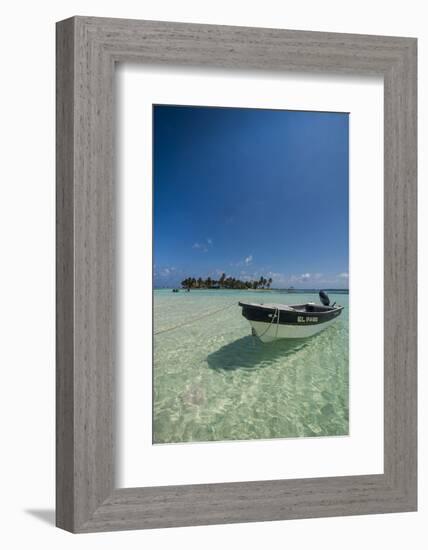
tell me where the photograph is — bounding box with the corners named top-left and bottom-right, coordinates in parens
top-left (153, 104), bottom-right (349, 444)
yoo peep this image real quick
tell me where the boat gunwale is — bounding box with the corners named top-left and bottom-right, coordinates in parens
top-left (238, 301), bottom-right (344, 316)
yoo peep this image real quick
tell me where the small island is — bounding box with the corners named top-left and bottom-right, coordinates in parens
top-left (180, 273), bottom-right (273, 290)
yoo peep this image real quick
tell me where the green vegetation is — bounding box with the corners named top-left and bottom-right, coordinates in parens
top-left (181, 273), bottom-right (273, 290)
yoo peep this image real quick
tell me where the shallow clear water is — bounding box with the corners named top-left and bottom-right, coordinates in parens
top-left (153, 289), bottom-right (349, 444)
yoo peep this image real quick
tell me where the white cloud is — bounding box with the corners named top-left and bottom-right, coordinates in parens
top-left (338, 272), bottom-right (349, 279)
top-left (192, 238), bottom-right (212, 252)
top-left (244, 255), bottom-right (253, 265)
top-left (154, 266), bottom-right (178, 282)
top-left (192, 242), bottom-right (208, 252)
top-left (232, 270), bottom-right (348, 288)
top-left (160, 266), bottom-right (176, 277)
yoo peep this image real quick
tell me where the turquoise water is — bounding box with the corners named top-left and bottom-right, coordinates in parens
top-left (153, 289), bottom-right (349, 444)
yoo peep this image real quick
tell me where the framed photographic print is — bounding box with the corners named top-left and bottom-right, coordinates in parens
top-left (56, 17), bottom-right (417, 532)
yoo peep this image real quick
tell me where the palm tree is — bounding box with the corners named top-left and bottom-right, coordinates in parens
top-left (180, 274), bottom-right (274, 290)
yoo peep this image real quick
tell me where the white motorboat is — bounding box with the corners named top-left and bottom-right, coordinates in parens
top-left (239, 291), bottom-right (344, 343)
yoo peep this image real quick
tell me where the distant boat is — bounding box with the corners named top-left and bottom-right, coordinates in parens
top-left (239, 291), bottom-right (343, 343)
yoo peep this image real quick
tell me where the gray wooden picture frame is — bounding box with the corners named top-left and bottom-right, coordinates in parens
top-left (56, 16), bottom-right (417, 533)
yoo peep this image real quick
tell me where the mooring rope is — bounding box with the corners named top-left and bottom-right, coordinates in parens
top-left (154, 302), bottom-right (236, 336)
top-left (254, 306), bottom-right (280, 340)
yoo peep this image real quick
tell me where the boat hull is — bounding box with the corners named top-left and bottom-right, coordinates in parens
top-left (239, 301), bottom-right (343, 343)
top-left (248, 317), bottom-right (339, 343)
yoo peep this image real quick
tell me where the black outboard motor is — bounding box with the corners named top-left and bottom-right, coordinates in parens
top-left (319, 290), bottom-right (330, 306)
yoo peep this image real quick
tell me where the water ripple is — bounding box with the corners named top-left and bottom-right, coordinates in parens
top-left (153, 290), bottom-right (349, 444)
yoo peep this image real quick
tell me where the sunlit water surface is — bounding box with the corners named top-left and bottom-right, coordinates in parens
top-left (153, 289), bottom-right (349, 444)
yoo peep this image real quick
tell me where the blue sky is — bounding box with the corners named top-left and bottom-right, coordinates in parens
top-left (153, 105), bottom-right (349, 289)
